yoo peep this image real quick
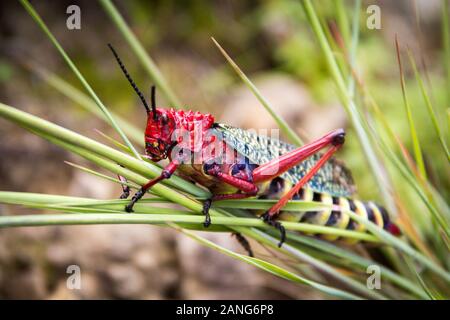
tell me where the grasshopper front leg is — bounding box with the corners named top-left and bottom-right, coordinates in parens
top-left (125, 161), bottom-right (178, 212)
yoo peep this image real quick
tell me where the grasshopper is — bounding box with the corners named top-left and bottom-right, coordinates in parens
top-left (108, 44), bottom-right (400, 255)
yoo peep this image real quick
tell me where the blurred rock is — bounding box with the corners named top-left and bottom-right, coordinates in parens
top-left (43, 224), bottom-right (181, 299)
top-left (68, 171), bottom-right (115, 199)
top-left (105, 264), bottom-right (147, 298)
top-left (0, 230), bottom-right (48, 299)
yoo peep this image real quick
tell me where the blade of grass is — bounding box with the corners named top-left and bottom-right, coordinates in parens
top-left (98, 0), bottom-right (181, 107)
top-left (375, 130), bottom-right (450, 237)
top-left (347, 0), bottom-right (361, 95)
top-left (330, 21), bottom-right (446, 282)
top-left (64, 161), bottom-right (140, 190)
top-left (443, 0), bottom-right (450, 108)
top-left (406, 49), bottom-right (450, 160)
top-left (0, 191), bottom-right (378, 241)
top-left (395, 36), bottom-right (427, 179)
top-left (211, 37), bottom-right (304, 146)
top-left (403, 255), bottom-right (437, 300)
top-left (94, 129), bottom-right (137, 154)
top-left (0, 191), bottom-right (327, 211)
top-left (0, 174), bottom-right (388, 298)
top-left (334, 0), bottom-right (351, 46)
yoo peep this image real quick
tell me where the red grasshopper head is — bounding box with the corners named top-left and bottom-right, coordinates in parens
top-left (109, 44), bottom-right (215, 162)
top-left (144, 94), bottom-right (177, 162)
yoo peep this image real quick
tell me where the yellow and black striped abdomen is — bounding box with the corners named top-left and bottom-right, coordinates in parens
top-left (257, 177), bottom-right (396, 243)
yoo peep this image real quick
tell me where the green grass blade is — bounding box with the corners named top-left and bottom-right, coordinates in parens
top-left (64, 161), bottom-right (140, 190)
top-left (375, 131), bottom-right (450, 237)
top-left (443, 0), bottom-right (450, 107)
top-left (334, 0), bottom-right (351, 46)
top-left (395, 37), bottom-right (427, 179)
top-left (19, 0), bottom-right (142, 160)
top-left (94, 129), bottom-right (137, 154)
top-left (406, 49), bottom-right (450, 160)
top-left (363, 90), bottom-right (450, 235)
top-left (0, 191), bottom-right (377, 242)
top-left (0, 213), bottom-right (250, 231)
top-left (211, 37), bottom-right (304, 146)
top-left (347, 0), bottom-right (361, 95)
top-left (404, 256), bottom-right (437, 300)
top-left (98, 0), bottom-right (181, 107)
top-left (212, 199), bottom-right (329, 211)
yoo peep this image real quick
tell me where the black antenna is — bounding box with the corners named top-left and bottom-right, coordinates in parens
top-left (150, 85), bottom-right (157, 120)
top-left (107, 43), bottom-right (150, 113)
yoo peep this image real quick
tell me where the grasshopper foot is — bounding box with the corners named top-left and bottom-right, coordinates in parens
top-left (262, 212), bottom-right (286, 248)
top-left (202, 199), bottom-right (212, 227)
top-left (125, 188), bottom-right (145, 213)
top-left (125, 202), bottom-right (135, 213)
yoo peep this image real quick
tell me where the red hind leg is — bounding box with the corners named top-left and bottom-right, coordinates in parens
top-left (252, 128), bottom-right (345, 183)
top-left (259, 131), bottom-right (346, 247)
top-left (264, 144), bottom-right (343, 218)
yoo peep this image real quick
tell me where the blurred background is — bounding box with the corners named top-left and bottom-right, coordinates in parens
top-left (0, 0), bottom-right (448, 299)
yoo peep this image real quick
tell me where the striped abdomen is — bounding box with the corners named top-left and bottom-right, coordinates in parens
top-left (257, 177), bottom-right (399, 243)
